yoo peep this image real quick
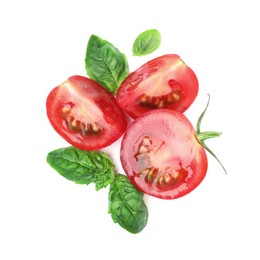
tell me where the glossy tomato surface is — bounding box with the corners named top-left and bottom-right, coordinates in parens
top-left (46, 75), bottom-right (127, 150)
top-left (116, 54), bottom-right (198, 119)
top-left (120, 109), bottom-right (207, 199)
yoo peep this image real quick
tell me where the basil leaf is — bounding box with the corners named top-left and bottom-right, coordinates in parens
top-left (132, 29), bottom-right (161, 56)
top-left (47, 146), bottom-right (115, 190)
top-left (108, 174), bottom-right (148, 234)
top-left (85, 35), bottom-right (129, 94)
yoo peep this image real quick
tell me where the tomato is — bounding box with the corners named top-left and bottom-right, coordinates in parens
top-left (116, 54), bottom-right (198, 119)
top-left (120, 109), bottom-right (208, 200)
top-left (46, 75), bottom-right (127, 150)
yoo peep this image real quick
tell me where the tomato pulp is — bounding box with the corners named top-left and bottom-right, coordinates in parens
top-left (120, 109), bottom-right (208, 199)
top-left (116, 54), bottom-right (198, 119)
top-left (46, 75), bottom-right (127, 150)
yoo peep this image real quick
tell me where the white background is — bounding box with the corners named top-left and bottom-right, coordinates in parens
top-left (1, 0), bottom-right (259, 259)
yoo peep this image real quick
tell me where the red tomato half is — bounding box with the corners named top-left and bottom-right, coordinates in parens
top-left (116, 54), bottom-right (198, 119)
top-left (46, 75), bottom-right (127, 150)
top-left (120, 109), bottom-right (207, 199)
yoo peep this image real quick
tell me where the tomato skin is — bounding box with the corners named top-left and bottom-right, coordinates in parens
top-left (46, 75), bottom-right (127, 150)
top-left (120, 109), bottom-right (207, 200)
top-left (116, 54), bottom-right (198, 119)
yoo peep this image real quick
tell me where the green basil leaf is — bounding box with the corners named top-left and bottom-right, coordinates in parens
top-left (132, 29), bottom-right (161, 56)
top-left (85, 34), bottom-right (129, 94)
top-left (108, 174), bottom-right (148, 234)
top-left (47, 146), bottom-right (115, 190)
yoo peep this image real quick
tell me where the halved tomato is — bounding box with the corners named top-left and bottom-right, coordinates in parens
top-left (120, 109), bottom-right (208, 199)
top-left (116, 54), bottom-right (198, 119)
top-left (46, 75), bottom-right (127, 150)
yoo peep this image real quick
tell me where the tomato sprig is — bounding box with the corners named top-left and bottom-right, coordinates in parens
top-left (196, 94), bottom-right (227, 174)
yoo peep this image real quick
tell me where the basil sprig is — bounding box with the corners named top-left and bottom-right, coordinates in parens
top-left (132, 29), bottom-right (161, 56)
top-left (85, 35), bottom-right (129, 94)
top-left (109, 174), bottom-right (148, 234)
top-left (47, 146), bottom-right (148, 233)
top-left (47, 146), bottom-right (115, 190)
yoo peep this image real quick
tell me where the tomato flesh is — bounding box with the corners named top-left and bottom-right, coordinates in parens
top-left (116, 54), bottom-right (198, 119)
top-left (120, 109), bottom-right (207, 199)
top-left (46, 75), bottom-right (127, 150)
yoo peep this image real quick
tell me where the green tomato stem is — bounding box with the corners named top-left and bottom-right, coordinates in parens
top-left (197, 131), bottom-right (222, 141)
top-left (196, 94), bottom-right (227, 174)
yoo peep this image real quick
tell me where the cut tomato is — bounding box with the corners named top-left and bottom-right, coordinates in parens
top-left (120, 109), bottom-right (208, 199)
top-left (116, 54), bottom-right (198, 119)
top-left (46, 75), bottom-right (127, 150)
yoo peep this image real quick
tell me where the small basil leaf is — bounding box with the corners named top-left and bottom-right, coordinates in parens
top-left (85, 34), bottom-right (129, 94)
top-left (47, 146), bottom-right (115, 190)
top-left (108, 174), bottom-right (148, 234)
top-left (132, 29), bottom-right (161, 56)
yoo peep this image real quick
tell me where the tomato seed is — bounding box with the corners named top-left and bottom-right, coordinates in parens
top-left (136, 90), bottom-right (181, 109)
top-left (164, 173), bottom-right (173, 184)
top-left (157, 176), bottom-right (164, 186)
top-left (140, 167), bottom-right (159, 183)
top-left (146, 168), bottom-right (158, 183)
top-left (84, 123), bottom-right (91, 134)
top-left (63, 113), bottom-right (102, 137)
top-left (140, 94), bottom-right (147, 103)
top-left (92, 122), bottom-right (99, 132)
top-left (61, 107), bottom-right (70, 114)
top-left (158, 100), bottom-right (164, 108)
top-left (61, 101), bottom-right (102, 136)
top-left (140, 168), bottom-right (150, 175)
top-left (172, 171), bottom-right (179, 179)
top-left (156, 173), bottom-right (176, 188)
top-left (61, 103), bottom-right (73, 115)
top-left (172, 93), bottom-right (180, 102)
top-left (71, 119), bottom-right (78, 128)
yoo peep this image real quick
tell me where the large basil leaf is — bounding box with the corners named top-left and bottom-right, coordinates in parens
top-left (132, 29), bottom-right (161, 56)
top-left (108, 174), bottom-right (148, 234)
top-left (85, 35), bottom-right (129, 94)
top-left (47, 146), bottom-right (115, 190)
